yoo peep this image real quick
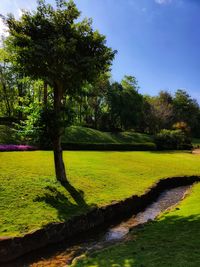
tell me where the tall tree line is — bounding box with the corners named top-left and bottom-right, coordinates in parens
top-left (1, 52), bottom-right (200, 138)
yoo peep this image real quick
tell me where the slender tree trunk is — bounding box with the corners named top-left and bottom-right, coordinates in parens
top-left (42, 81), bottom-right (48, 147)
top-left (52, 82), bottom-right (67, 182)
top-left (2, 82), bottom-right (11, 118)
top-left (0, 66), bottom-right (11, 117)
top-left (53, 136), bottom-right (67, 182)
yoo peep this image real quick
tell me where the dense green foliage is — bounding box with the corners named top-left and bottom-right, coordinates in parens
top-left (4, 1), bottom-right (115, 89)
top-left (62, 143), bottom-right (156, 151)
top-left (1, 35), bottom-right (200, 144)
top-left (73, 183), bottom-right (200, 267)
top-left (155, 129), bottom-right (192, 150)
top-left (0, 1), bottom-right (200, 150)
top-left (0, 125), bottom-right (18, 144)
top-left (1, 150), bottom-right (200, 237)
top-left (1, 61), bottom-right (200, 146)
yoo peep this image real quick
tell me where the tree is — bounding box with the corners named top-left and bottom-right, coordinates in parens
top-left (107, 82), bottom-right (123, 130)
top-left (3, 0), bottom-right (116, 182)
top-left (173, 89), bottom-right (199, 132)
top-left (120, 76), bottom-right (143, 130)
top-left (121, 75), bottom-right (139, 91)
top-left (142, 91), bottom-right (173, 134)
top-left (107, 76), bottom-right (143, 130)
top-left (0, 48), bottom-right (17, 119)
top-left (87, 73), bottom-right (110, 129)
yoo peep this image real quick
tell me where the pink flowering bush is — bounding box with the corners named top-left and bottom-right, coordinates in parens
top-left (0, 144), bottom-right (37, 151)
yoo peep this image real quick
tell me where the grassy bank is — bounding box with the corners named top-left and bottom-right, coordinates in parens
top-left (0, 125), bottom-right (154, 146)
top-left (62, 126), bottom-right (153, 144)
top-left (1, 151), bottom-right (200, 237)
top-left (73, 183), bottom-right (200, 267)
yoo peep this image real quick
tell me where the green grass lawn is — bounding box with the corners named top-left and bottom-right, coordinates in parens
top-left (1, 151), bottom-right (200, 237)
top-left (73, 183), bottom-right (200, 267)
top-left (62, 126), bottom-right (153, 144)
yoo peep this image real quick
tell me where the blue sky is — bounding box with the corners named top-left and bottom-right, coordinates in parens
top-left (1, 0), bottom-right (200, 101)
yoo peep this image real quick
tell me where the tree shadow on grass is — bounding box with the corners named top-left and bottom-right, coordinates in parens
top-left (34, 181), bottom-right (94, 221)
top-left (75, 214), bottom-right (200, 267)
top-left (60, 180), bottom-right (88, 208)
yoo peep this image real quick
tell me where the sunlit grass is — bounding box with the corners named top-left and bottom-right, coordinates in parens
top-left (1, 150), bottom-right (200, 237)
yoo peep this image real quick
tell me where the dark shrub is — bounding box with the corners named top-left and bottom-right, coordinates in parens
top-left (155, 129), bottom-right (192, 150)
top-left (61, 142), bottom-right (156, 151)
top-left (0, 125), bottom-right (19, 144)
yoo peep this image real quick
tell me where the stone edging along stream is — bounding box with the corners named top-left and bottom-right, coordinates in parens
top-left (0, 175), bottom-right (200, 263)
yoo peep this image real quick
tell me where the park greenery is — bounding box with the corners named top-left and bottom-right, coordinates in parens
top-left (1, 1), bottom-right (200, 159)
top-left (1, 150), bottom-right (200, 237)
top-left (1, 1), bottom-right (200, 266)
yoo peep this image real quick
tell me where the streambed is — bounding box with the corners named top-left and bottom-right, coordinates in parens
top-left (2, 184), bottom-right (192, 267)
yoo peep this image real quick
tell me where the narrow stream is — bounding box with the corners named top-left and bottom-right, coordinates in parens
top-left (2, 185), bottom-right (191, 267)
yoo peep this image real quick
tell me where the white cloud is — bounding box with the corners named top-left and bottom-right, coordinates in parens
top-left (0, 17), bottom-right (9, 38)
top-left (0, 0), bottom-right (36, 17)
top-left (155, 0), bottom-right (172, 4)
top-left (17, 8), bottom-right (23, 18)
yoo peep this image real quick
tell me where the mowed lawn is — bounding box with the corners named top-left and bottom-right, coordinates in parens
top-left (62, 126), bottom-right (153, 144)
top-left (1, 151), bottom-right (200, 237)
top-left (73, 183), bottom-right (200, 267)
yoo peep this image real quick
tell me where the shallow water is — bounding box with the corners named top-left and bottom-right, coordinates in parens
top-left (2, 185), bottom-right (191, 267)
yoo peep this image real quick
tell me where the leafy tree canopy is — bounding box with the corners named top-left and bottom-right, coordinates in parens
top-left (2, 0), bottom-right (116, 93)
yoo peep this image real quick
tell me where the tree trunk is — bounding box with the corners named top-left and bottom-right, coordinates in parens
top-left (0, 66), bottom-right (11, 118)
top-left (2, 82), bottom-right (11, 118)
top-left (53, 135), bottom-right (67, 182)
top-left (52, 82), bottom-right (67, 182)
